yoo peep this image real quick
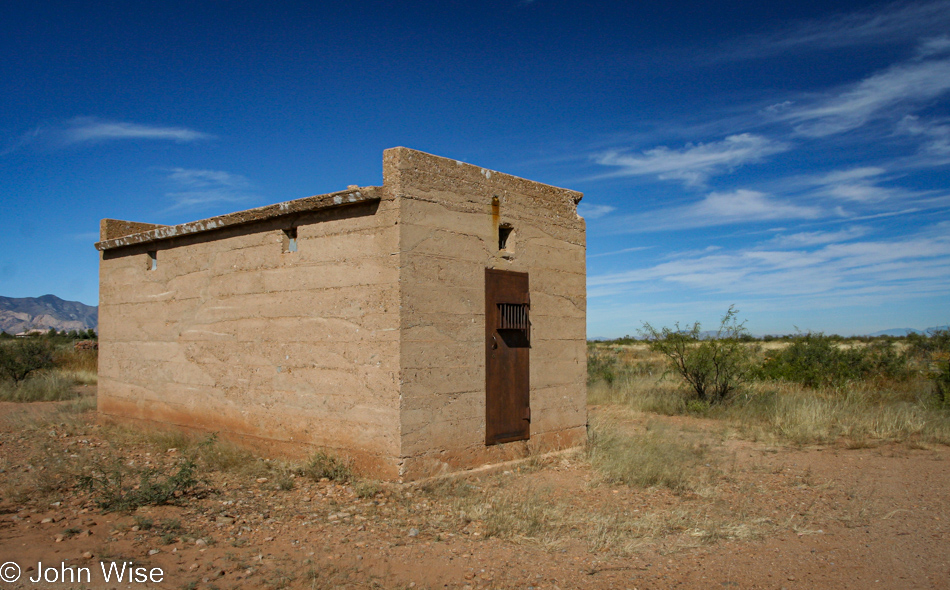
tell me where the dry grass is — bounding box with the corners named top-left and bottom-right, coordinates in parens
top-left (588, 342), bottom-right (950, 446)
top-left (414, 464), bottom-right (783, 556)
top-left (54, 349), bottom-right (98, 381)
top-left (587, 417), bottom-right (716, 493)
top-left (407, 413), bottom-right (796, 556)
top-left (722, 381), bottom-right (950, 445)
top-left (0, 370), bottom-right (79, 402)
top-left (0, 346), bottom-right (96, 403)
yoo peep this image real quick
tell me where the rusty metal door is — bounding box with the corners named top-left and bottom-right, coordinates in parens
top-left (485, 268), bottom-right (530, 445)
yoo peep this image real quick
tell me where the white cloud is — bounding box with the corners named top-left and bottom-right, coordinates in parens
top-left (595, 134), bottom-right (787, 186)
top-left (768, 226), bottom-right (871, 247)
top-left (807, 165), bottom-right (934, 207)
top-left (601, 189), bottom-right (825, 234)
top-left (782, 56), bottom-right (950, 137)
top-left (577, 203), bottom-right (615, 219)
top-left (3, 117), bottom-right (212, 154)
top-left (692, 189), bottom-right (820, 221)
top-left (588, 246), bottom-right (651, 258)
top-left (819, 167), bottom-right (886, 183)
top-left (613, 190), bottom-right (823, 232)
top-left (897, 115), bottom-right (950, 157)
top-left (721, 1), bottom-right (950, 59)
top-left (167, 168), bottom-right (250, 190)
top-left (163, 168), bottom-right (255, 211)
top-left (916, 35), bottom-right (950, 57)
top-left (589, 229), bottom-right (950, 304)
top-left (826, 184), bottom-right (899, 202)
top-left (62, 117), bottom-right (212, 144)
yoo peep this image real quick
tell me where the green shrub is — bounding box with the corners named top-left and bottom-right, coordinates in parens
top-left (298, 451), bottom-right (352, 482)
top-left (0, 339), bottom-right (55, 386)
top-left (858, 340), bottom-right (911, 381)
top-left (79, 454), bottom-right (202, 512)
top-left (906, 328), bottom-right (950, 405)
top-left (353, 480), bottom-right (382, 498)
top-left (931, 354), bottom-right (950, 406)
top-left (587, 347), bottom-right (621, 385)
top-left (758, 333), bottom-right (909, 388)
top-left (906, 327), bottom-right (950, 358)
top-left (640, 306), bottom-right (756, 405)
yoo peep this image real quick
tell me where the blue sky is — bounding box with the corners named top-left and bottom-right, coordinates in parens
top-left (2, 1), bottom-right (948, 336)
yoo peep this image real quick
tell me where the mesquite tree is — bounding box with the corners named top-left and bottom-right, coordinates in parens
top-left (640, 306), bottom-right (755, 405)
top-left (0, 339), bottom-right (55, 386)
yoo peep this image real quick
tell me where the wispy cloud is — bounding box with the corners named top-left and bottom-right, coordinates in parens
top-left (692, 190), bottom-right (821, 222)
top-left (916, 35), bottom-right (950, 57)
top-left (162, 168), bottom-right (255, 211)
top-left (767, 226), bottom-right (871, 247)
top-left (589, 228), bottom-right (950, 304)
top-left (898, 114), bottom-right (950, 158)
top-left (595, 134), bottom-right (788, 186)
top-left (607, 189), bottom-right (823, 233)
top-left (721, 1), bottom-right (950, 59)
top-left (810, 166), bottom-right (910, 203)
top-left (780, 54), bottom-right (950, 137)
top-left (61, 117), bottom-right (212, 144)
top-left (3, 117), bottom-right (212, 154)
top-left (578, 203), bottom-right (615, 219)
top-left (588, 246), bottom-right (651, 258)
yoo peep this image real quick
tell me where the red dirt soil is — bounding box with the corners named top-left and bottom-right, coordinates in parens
top-left (0, 395), bottom-right (948, 589)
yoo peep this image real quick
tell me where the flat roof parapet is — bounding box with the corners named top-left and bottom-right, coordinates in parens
top-left (95, 186), bottom-right (381, 251)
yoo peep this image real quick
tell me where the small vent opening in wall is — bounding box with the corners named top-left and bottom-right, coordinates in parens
top-left (497, 302), bottom-right (530, 343)
top-left (146, 251), bottom-right (157, 271)
top-left (498, 224), bottom-right (514, 252)
top-left (283, 227), bottom-right (298, 253)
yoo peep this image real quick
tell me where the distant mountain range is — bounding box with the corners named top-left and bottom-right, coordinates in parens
top-left (0, 295), bottom-right (97, 335)
top-left (591, 325), bottom-right (949, 341)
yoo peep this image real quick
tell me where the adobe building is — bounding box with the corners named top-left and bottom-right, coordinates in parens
top-left (96, 147), bottom-right (587, 481)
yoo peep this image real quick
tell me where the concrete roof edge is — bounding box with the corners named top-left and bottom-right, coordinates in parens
top-left (95, 186), bottom-right (381, 251)
top-left (383, 146), bottom-right (584, 204)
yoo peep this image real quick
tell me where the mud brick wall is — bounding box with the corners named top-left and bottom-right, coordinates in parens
top-left (98, 148), bottom-right (587, 481)
top-left (385, 148), bottom-right (587, 480)
top-left (97, 190), bottom-right (403, 476)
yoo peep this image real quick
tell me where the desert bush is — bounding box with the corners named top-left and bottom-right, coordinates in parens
top-left (931, 353), bottom-right (950, 406)
top-left (640, 306), bottom-right (756, 405)
top-left (0, 339), bottom-right (55, 386)
top-left (587, 346), bottom-right (621, 386)
top-left (298, 451), bottom-right (352, 482)
top-left (906, 327), bottom-right (950, 358)
top-left (758, 333), bottom-right (909, 388)
top-left (0, 371), bottom-right (76, 402)
top-left (353, 480), bottom-right (382, 498)
top-left (587, 339), bottom-right (950, 445)
top-left (905, 328), bottom-right (950, 406)
top-left (79, 453), bottom-right (202, 512)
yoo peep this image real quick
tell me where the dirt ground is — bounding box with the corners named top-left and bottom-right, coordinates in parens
top-left (0, 393), bottom-right (948, 589)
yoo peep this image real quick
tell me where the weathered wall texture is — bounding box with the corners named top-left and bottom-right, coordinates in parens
top-left (98, 148), bottom-right (586, 481)
top-left (98, 188), bottom-right (404, 477)
top-left (385, 148), bottom-right (587, 479)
